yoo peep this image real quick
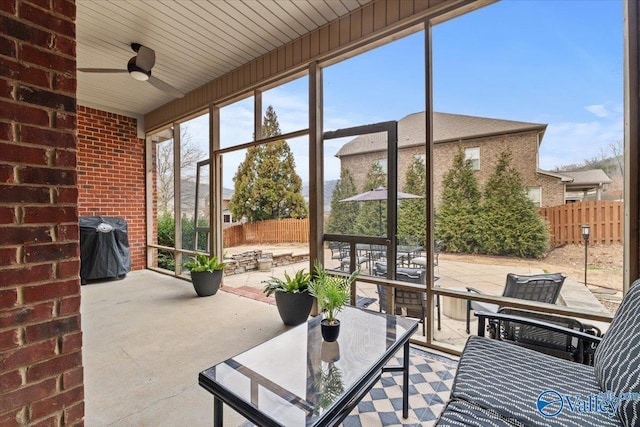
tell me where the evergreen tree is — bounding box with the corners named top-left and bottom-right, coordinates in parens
top-left (326, 168), bottom-right (360, 234)
top-left (354, 162), bottom-right (387, 236)
top-left (478, 151), bottom-right (549, 258)
top-left (398, 156), bottom-right (426, 246)
top-left (435, 148), bottom-right (481, 253)
top-left (229, 105), bottom-right (308, 222)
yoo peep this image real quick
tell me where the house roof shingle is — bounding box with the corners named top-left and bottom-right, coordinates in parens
top-left (334, 111), bottom-right (547, 157)
top-left (562, 169), bottom-right (613, 187)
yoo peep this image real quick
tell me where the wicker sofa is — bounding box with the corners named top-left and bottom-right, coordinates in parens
top-left (435, 279), bottom-right (640, 427)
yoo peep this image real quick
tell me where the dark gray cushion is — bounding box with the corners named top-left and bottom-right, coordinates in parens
top-left (451, 336), bottom-right (620, 427)
top-left (435, 399), bottom-right (524, 427)
top-left (593, 279), bottom-right (640, 427)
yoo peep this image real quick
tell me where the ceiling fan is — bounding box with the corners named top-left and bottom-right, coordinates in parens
top-left (78, 43), bottom-right (184, 98)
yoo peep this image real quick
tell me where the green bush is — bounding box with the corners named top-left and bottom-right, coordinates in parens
top-left (435, 148), bottom-right (481, 253)
top-left (477, 151), bottom-right (549, 258)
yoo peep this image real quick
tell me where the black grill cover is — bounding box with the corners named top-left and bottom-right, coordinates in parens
top-left (79, 216), bottom-right (131, 283)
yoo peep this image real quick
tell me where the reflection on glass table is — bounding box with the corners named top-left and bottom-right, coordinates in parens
top-left (199, 307), bottom-right (418, 426)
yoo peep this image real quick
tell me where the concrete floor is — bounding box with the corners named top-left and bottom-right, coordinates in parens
top-left (82, 258), bottom-right (610, 426)
top-left (81, 270), bottom-right (287, 426)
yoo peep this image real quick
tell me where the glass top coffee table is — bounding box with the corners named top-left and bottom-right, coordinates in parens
top-left (199, 306), bottom-right (418, 426)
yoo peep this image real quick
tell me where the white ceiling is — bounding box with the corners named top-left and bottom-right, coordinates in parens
top-left (76, 0), bottom-right (370, 117)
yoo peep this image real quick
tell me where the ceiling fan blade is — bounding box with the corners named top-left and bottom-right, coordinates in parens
top-left (135, 45), bottom-right (155, 71)
top-left (148, 75), bottom-right (184, 98)
top-left (78, 68), bottom-right (128, 73)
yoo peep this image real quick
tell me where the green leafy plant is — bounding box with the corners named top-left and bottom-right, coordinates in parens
top-left (308, 260), bottom-right (358, 325)
top-left (262, 269), bottom-right (312, 296)
top-left (312, 365), bottom-right (344, 414)
top-left (184, 253), bottom-right (226, 272)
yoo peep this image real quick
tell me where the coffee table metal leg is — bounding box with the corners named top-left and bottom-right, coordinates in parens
top-left (403, 341), bottom-right (409, 418)
top-left (214, 396), bottom-right (223, 427)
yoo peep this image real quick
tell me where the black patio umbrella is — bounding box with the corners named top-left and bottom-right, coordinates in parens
top-left (340, 186), bottom-right (423, 235)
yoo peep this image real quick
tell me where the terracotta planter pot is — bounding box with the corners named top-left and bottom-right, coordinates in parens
top-left (275, 291), bottom-right (314, 326)
top-left (190, 270), bottom-right (223, 297)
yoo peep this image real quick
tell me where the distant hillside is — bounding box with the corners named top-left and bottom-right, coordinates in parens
top-left (181, 179), bottom-right (339, 211)
top-left (302, 180), bottom-right (338, 211)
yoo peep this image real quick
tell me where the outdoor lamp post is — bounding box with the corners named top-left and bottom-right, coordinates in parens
top-left (582, 224), bottom-right (590, 286)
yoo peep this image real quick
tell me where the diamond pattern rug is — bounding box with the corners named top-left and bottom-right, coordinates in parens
top-left (341, 346), bottom-right (458, 427)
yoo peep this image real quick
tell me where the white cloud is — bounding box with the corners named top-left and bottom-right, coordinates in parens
top-left (539, 114), bottom-right (623, 170)
top-left (585, 104), bottom-right (610, 118)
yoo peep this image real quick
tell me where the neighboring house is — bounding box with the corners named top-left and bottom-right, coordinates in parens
top-left (562, 169), bottom-right (613, 202)
top-left (335, 111), bottom-right (583, 208)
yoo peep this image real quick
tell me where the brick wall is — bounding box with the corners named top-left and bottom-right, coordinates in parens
top-left (77, 106), bottom-right (146, 270)
top-left (0, 0), bottom-right (84, 425)
top-left (341, 130), bottom-right (565, 208)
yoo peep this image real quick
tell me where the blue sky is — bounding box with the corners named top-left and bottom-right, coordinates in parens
top-left (189, 0), bottom-right (623, 184)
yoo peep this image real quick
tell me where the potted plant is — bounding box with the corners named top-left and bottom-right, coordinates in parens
top-left (263, 269), bottom-right (314, 326)
top-left (308, 260), bottom-right (359, 342)
top-left (184, 253), bottom-right (226, 297)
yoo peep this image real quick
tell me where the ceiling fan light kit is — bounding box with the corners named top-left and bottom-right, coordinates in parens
top-left (78, 42), bottom-right (184, 97)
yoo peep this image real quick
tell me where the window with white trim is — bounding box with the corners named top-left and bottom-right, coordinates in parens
top-left (527, 187), bottom-right (542, 207)
top-left (464, 147), bottom-right (480, 170)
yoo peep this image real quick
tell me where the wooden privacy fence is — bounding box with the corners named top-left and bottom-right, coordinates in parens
top-left (539, 201), bottom-right (623, 246)
top-left (224, 218), bottom-right (309, 247)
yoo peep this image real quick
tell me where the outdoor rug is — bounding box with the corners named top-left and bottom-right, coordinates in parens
top-left (341, 346), bottom-right (458, 427)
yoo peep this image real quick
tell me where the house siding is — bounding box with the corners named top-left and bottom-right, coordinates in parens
top-left (0, 0), bottom-right (85, 425)
top-left (77, 106), bottom-right (146, 271)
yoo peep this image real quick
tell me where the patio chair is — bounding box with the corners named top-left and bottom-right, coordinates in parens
top-left (487, 307), bottom-right (602, 365)
top-left (465, 272), bottom-right (566, 334)
top-left (373, 262), bottom-right (440, 334)
top-left (329, 242), bottom-right (367, 272)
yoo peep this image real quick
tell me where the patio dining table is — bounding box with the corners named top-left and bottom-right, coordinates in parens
top-left (199, 307), bottom-right (418, 426)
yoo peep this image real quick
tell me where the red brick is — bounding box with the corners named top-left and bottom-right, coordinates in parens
top-left (0, 76), bottom-right (14, 99)
top-left (0, 35), bottom-right (17, 58)
top-left (62, 401), bottom-right (83, 425)
top-left (53, 72), bottom-right (75, 94)
top-left (0, 247), bottom-right (18, 266)
top-left (24, 0), bottom-right (51, 10)
top-left (0, 142), bottom-right (49, 165)
top-left (0, 163), bottom-right (14, 182)
top-left (20, 44), bottom-right (75, 74)
top-left (0, 185), bottom-right (51, 203)
top-left (0, 264), bottom-right (53, 288)
top-left (57, 260), bottom-right (78, 280)
top-left (0, 369), bottom-right (22, 392)
top-left (31, 385), bottom-right (84, 420)
top-left (0, 339), bottom-right (56, 371)
top-left (18, 85), bottom-right (75, 112)
top-left (58, 295), bottom-right (79, 315)
top-left (19, 3), bottom-right (74, 38)
top-left (60, 330), bottom-right (81, 354)
top-left (24, 242), bottom-right (78, 263)
top-left (30, 415), bottom-right (57, 427)
top-left (23, 206), bottom-right (77, 223)
top-left (53, 148), bottom-right (76, 167)
top-left (52, 0), bottom-right (75, 20)
top-left (0, 407), bottom-right (25, 427)
top-left (24, 315), bottom-right (79, 342)
top-left (0, 328), bottom-right (19, 351)
top-left (0, 0), bottom-right (16, 14)
top-left (52, 35), bottom-right (75, 59)
top-left (22, 279), bottom-right (78, 303)
top-left (61, 366), bottom-right (82, 390)
top-left (55, 187), bottom-right (77, 203)
top-left (0, 302), bottom-right (54, 328)
top-left (0, 207), bottom-right (16, 224)
top-left (0, 121), bottom-right (13, 141)
top-left (54, 111), bottom-right (75, 130)
top-left (0, 60), bottom-right (52, 89)
top-left (26, 350), bottom-right (82, 382)
top-left (0, 100), bottom-right (49, 126)
top-left (20, 125), bottom-right (76, 148)
top-left (0, 226), bottom-right (53, 246)
top-left (56, 224), bottom-right (78, 241)
top-left (18, 166), bottom-right (76, 186)
top-left (0, 288), bottom-right (18, 307)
